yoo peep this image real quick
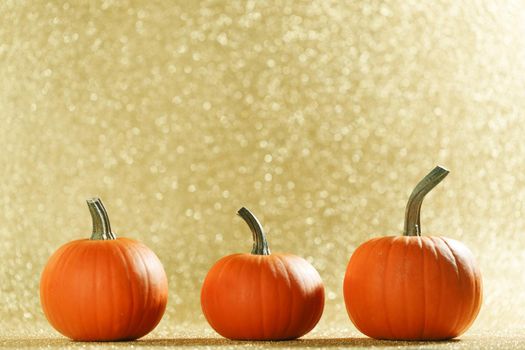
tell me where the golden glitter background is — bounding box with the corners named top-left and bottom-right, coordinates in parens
top-left (1, 0), bottom-right (525, 348)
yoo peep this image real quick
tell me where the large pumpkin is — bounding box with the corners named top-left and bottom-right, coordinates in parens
top-left (201, 207), bottom-right (325, 340)
top-left (40, 198), bottom-right (168, 341)
top-left (343, 166), bottom-right (482, 340)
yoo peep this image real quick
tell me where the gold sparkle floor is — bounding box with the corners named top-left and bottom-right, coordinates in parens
top-left (1, 328), bottom-right (524, 350)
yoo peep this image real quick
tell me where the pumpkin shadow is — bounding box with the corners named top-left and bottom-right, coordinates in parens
top-left (134, 337), bottom-right (461, 347)
top-left (0, 337), bottom-right (461, 348)
top-left (273, 338), bottom-right (461, 348)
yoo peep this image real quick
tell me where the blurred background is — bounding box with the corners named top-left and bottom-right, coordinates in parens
top-left (1, 0), bottom-right (525, 340)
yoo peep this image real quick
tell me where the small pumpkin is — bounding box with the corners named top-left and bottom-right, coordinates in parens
top-left (40, 198), bottom-right (168, 341)
top-left (201, 207), bottom-right (325, 340)
top-left (343, 166), bottom-right (482, 340)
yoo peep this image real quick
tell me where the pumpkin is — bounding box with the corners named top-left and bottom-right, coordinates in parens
top-left (201, 207), bottom-right (325, 340)
top-left (40, 198), bottom-right (168, 341)
top-left (343, 166), bottom-right (482, 340)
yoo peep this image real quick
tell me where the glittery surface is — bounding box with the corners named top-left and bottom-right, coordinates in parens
top-left (2, 329), bottom-right (525, 350)
top-left (1, 0), bottom-right (525, 348)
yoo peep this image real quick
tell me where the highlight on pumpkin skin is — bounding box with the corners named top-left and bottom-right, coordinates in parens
top-left (40, 197), bottom-right (168, 341)
top-left (201, 207), bottom-right (325, 341)
top-left (343, 166), bottom-right (483, 341)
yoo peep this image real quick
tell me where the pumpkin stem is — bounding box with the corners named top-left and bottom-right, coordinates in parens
top-left (403, 166), bottom-right (449, 236)
top-left (87, 198), bottom-right (116, 240)
top-left (237, 207), bottom-right (271, 255)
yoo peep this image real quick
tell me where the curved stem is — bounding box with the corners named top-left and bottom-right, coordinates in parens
top-left (87, 198), bottom-right (116, 240)
top-left (237, 207), bottom-right (270, 255)
top-left (403, 166), bottom-right (449, 236)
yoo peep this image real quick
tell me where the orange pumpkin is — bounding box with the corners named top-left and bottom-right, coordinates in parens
top-left (201, 207), bottom-right (325, 340)
top-left (40, 198), bottom-right (168, 341)
top-left (343, 166), bottom-right (482, 340)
